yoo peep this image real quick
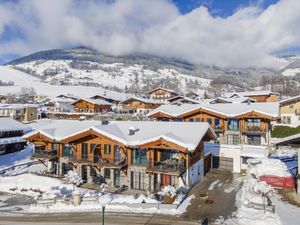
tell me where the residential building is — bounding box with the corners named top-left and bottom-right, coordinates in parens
top-left (148, 87), bottom-right (179, 102)
top-left (222, 91), bottom-right (279, 102)
top-left (120, 97), bottom-right (163, 114)
top-left (90, 93), bottom-right (129, 111)
top-left (279, 95), bottom-right (300, 127)
top-left (0, 118), bottom-right (31, 155)
top-left (72, 98), bottom-right (112, 113)
top-left (24, 120), bottom-right (216, 192)
top-left (167, 96), bottom-right (201, 105)
top-left (209, 97), bottom-right (256, 104)
top-left (148, 103), bottom-right (279, 146)
top-left (0, 104), bottom-right (38, 122)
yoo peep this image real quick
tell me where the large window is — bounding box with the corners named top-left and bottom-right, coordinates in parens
top-left (160, 150), bottom-right (179, 161)
top-left (62, 144), bottom-right (72, 157)
top-left (247, 135), bottom-right (261, 145)
top-left (207, 118), bottom-right (212, 125)
top-left (81, 143), bottom-right (88, 160)
top-left (214, 118), bottom-right (220, 128)
top-left (131, 172), bottom-right (146, 190)
top-left (247, 119), bottom-right (261, 127)
top-left (104, 168), bottom-right (110, 179)
top-left (227, 134), bottom-right (240, 145)
top-left (131, 148), bottom-right (147, 166)
top-left (228, 119), bottom-right (239, 131)
top-left (52, 143), bottom-right (59, 151)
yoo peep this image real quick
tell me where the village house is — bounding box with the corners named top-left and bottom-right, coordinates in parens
top-left (0, 103), bottom-right (38, 122)
top-left (72, 98), bottom-right (112, 113)
top-left (221, 91), bottom-right (279, 102)
top-left (167, 96), bottom-right (201, 105)
top-left (148, 87), bottom-right (179, 102)
top-left (0, 118), bottom-right (31, 155)
top-left (90, 93), bottom-right (130, 112)
top-left (148, 102), bottom-right (279, 146)
top-left (120, 97), bottom-right (163, 114)
top-left (279, 95), bottom-right (300, 127)
top-left (24, 120), bottom-right (216, 192)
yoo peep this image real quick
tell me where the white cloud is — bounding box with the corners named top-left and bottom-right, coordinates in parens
top-left (0, 0), bottom-right (299, 68)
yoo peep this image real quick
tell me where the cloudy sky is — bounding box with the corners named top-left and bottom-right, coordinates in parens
top-left (0, 0), bottom-right (299, 68)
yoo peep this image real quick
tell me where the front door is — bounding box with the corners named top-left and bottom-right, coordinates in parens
top-left (114, 169), bottom-right (120, 188)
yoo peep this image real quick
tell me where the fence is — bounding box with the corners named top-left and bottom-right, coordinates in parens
top-left (259, 175), bottom-right (295, 189)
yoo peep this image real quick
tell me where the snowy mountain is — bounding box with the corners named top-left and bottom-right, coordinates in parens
top-left (5, 47), bottom-right (279, 94)
top-left (280, 55), bottom-right (300, 77)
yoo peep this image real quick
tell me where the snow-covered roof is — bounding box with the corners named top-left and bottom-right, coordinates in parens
top-left (167, 96), bottom-right (201, 104)
top-left (211, 97), bottom-right (256, 104)
top-left (72, 98), bottom-right (112, 106)
top-left (148, 87), bottom-right (178, 95)
top-left (89, 94), bottom-right (128, 102)
top-left (0, 103), bottom-right (38, 109)
top-left (121, 96), bottom-right (164, 105)
top-left (24, 119), bottom-right (215, 151)
top-left (148, 102), bottom-right (279, 118)
top-left (274, 132), bottom-right (300, 145)
top-left (222, 91), bottom-right (279, 98)
top-left (279, 95), bottom-right (300, 105)
top-left (0, 118), bottom-right (30, 132)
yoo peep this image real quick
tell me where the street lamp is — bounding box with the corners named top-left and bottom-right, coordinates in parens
top-left (101, 205), bottom-right (105, 225)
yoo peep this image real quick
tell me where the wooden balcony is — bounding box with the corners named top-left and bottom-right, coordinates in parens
top-left (32, 149), bottom-right (58, 160)
top-left (68, 155), bottom-right (127, 168)
top-left (146, 159), bottom-right (185, 175)
top-left (242, 126), bottom-right (268, 134)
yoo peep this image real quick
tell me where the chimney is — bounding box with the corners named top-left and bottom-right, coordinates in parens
top-left (129, 126), bottom-right (136, 135)
top-left (101, 120), bottom-right (109, 125)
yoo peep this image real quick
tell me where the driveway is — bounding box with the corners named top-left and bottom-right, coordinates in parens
top-left (183, 169), bottom-right (243, 222)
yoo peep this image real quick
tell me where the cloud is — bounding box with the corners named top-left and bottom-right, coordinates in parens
top-left (0, 0), bottom-right (299, 68)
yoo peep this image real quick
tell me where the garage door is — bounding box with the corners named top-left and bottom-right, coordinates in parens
top-left (212, 156), bottom-right (233, 171)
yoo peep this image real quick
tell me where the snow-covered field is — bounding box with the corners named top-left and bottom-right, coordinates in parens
top-left (6, 60), bottom-right (211, 92)
top-left (0, 65), bottom-right (130, 99)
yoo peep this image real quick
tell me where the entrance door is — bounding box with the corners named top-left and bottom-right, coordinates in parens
top-left (114, 169), bottom-right (120, 188)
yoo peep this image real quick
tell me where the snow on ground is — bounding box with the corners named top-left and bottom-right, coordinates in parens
top-left (28, 194), bottom-right (194, 215)
top-left (271, 194), bottom-right (300, 225)
top-left (208, 180), bottom-right (220, 191)
top-left (248, 158), bottom-right (290, 177)
top-left (0, 145), bottom-right (33, 170)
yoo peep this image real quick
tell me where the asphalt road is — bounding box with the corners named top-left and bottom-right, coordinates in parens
top-left (0, 213), bottom-right (201, 225)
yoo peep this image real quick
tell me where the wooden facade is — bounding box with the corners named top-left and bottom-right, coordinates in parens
top-left (72, 99), bottom-right (111, 113)
top-left (149, 108), bottom-right (277, 146)
top-left (122, 98), bottom-right (162, 114)
top-left (26, 127), bottom-right (214, 193)
top-left (148, 88), bottom-right (178, 101)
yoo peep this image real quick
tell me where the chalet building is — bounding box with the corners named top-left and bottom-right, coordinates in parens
top-left (90, 93), bottom-right (129, 111)
top-left (24, 120), bottom-right (216, 192)
top-left (185, 90), bottom-right (206, 100)
top-left (0, 118), bottom-right (31, 155)
top-left (222, 91), bottom-right (279, 102)
top-left (72, 98), bottom-right (112, 113)
top-left (120, 97), bottom-right (163, 114)
top-left (279, 95), bottom-right (300, 127)
top-left (0, 104), bottom-right (38, 122)
top-left (148, 103), bottom-right (279, 146)
top-left (148, 88), bottom-right (179, 102)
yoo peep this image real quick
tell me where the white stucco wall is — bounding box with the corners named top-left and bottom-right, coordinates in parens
top-left (179, 158), bottom-right (204, 189)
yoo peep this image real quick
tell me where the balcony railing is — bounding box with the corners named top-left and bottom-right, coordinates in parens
top-left (32, 149), bottom-right (58, 159)
top-left (68, 154), bottom-right (126, 167)
top-left (147, 159), bottom-right (185, 174)
top-left (213, 125), bottom-right (224, 132)
top-left (243, 126), bottom-right (268, 133)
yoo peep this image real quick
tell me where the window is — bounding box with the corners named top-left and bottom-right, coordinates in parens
top-left (289, 104), bottom-right (294, 109)
top-left (160, 149), bottom-right (179, 161)
top-left (195, 118), bottom-right (201, 122)
top-left (131, 172), bottom-right (146, 190)
top-left (214, 118), bottom-right (220, 128)
top-left (162, 118), bottom-right (169, 122)
top-left (52, 143), bottom-right (59, 151)
top-left (207, 118), bottom-right (212, 125)
top-left (247, 119), bottom-right (261, 127)
top-left (62, 144), bottom-right (72, 157)
top-left (247, 135), bottom-right (261, 145)
top-left (282, 116), bottom-right (291, 124)
top-left (104, 168), bottom-right (110, 179)
top-left (131, 148), bottom-right (147, 166)
top-left (82, 143), bottom-right (88, 160)
top-left (189, 118), bottom-right (194, 122)
top-left (104, 144), bottom-right (111, 155)
top-left (90, 144), bottom-right (97, 153)
top-left (227, 134), bottom-right (240, 145)
top-left (228, 118), bottom-right (239, 131)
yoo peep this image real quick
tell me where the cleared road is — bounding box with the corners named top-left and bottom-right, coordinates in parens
top-left (0, 213), bottom-right (201, 225)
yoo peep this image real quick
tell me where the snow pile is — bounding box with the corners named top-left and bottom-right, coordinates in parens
top-left (248, 159), bottom-right (290, 178)
top-left (270, 147), bottom-right (297, 157)
top-left (158, 185), bottom-right (177, 198)
top-left (64, 171), bottom-right (83, 188)
top-left (110, 194), bottom-right (158, 204)
top-left (208, 180), bottom-right (220, 191)
top-left (0, 174), bottom-right (73, 197)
